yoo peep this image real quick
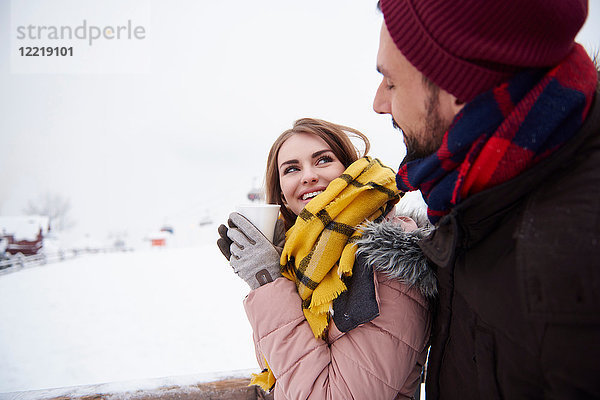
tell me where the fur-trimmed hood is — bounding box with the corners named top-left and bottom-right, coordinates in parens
top-left (355, 219), bottom-right (438, 300)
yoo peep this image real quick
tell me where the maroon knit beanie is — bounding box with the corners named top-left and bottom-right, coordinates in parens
top-left (380, 0), bottom-right (588, 102)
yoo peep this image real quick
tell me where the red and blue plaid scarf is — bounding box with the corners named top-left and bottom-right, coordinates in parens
top-left (396, 44), bottom-right (598, 224)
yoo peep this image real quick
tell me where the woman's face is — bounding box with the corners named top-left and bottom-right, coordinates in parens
top-left (277, 133), bottom-right (346, 216)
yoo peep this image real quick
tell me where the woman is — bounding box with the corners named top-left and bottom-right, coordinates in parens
top-left (217, 118), bottom-right (436, 399)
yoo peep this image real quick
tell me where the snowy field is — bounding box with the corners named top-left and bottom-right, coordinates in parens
top-left (0, 238), bottom-right (258, 393)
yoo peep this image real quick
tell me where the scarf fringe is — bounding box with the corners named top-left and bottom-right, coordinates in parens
top-left (249, 359), bottom-right (276, 392)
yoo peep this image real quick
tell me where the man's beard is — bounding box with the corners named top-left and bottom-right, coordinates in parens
top-left (398, 88), bottom-right (451, 166)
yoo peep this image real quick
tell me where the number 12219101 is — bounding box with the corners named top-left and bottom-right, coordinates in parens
top-left (19, 47), bottom-right (74, 56)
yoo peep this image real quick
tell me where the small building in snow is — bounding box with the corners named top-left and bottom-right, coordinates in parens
top-left (0, 215), bottom-right (50, 256)
top-left (147, 230), bottom-right (171, 248)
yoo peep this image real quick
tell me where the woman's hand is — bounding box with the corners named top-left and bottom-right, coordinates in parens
top-left (217, 212), bottom-right (283, 289)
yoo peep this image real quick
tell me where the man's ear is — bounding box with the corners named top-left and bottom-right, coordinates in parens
top-left (451, 96), bottom-right (466, 116)
top-left (439, 89), bottom-right (465, 121)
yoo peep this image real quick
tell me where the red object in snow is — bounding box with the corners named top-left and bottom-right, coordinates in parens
top-left (3, 230), bottom-right (43, 256)
top-left (151, 238), bottom-right (166, 247)
top-left (0, 216), bottom-right (49, 256)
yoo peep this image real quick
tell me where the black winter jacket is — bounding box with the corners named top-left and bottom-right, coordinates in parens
top-left (422, 90), bottom-right (600, 400)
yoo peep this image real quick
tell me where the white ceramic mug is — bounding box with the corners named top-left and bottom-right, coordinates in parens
top-left (235, 204), bottom-right (281, 242)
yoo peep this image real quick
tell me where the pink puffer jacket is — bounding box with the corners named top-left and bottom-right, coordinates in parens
top-left (243, 219), bottom-right (434, 399)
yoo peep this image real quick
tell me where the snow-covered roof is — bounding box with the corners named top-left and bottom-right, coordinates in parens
top-left (0, 215), bottom-right (50, 241)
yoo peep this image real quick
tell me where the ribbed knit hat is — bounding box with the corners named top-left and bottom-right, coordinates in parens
top-left (380, 0), bottom-right (588, 102)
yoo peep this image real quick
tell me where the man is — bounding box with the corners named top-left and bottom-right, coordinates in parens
top-left (373, 0), bottom-right (600, 399)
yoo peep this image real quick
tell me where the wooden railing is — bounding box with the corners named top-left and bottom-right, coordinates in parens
top-left (0, 251), bottom-right (71, 276)
top-left (0, 247), bottom-right (129, 276)
top-left (0, 374), bottom-right (273, 400)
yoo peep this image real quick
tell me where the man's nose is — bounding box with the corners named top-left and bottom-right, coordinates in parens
top-left (373, 81), bottom-right (389, 114)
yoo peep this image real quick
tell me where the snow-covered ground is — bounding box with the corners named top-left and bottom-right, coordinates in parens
top-left (0, 237), bottom-right (258, 393)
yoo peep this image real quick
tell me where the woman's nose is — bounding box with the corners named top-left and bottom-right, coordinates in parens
top-left (302, 168), bottom-right (318, 184)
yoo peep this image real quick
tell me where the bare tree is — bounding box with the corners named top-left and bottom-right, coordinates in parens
top-left (23, 193), bottom-right (75, 232)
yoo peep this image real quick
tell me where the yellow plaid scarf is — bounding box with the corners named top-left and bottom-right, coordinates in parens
top-left (250, 157), bottom-right (400, 391)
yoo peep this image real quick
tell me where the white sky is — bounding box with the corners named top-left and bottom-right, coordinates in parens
top-left (1, 0), bottom-right (599, 243)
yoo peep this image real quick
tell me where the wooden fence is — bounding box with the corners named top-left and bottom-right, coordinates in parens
top-left (0, 375), bottom-right (273, 400)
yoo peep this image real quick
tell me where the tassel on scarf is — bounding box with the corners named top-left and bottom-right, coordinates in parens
top-left (249, 358), bottom-right (276, 392)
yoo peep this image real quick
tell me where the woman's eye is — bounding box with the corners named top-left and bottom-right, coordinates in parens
top-left (317, 156), bottom-right (333, 165)
top-left (283, 166), bottom-right (299, 174)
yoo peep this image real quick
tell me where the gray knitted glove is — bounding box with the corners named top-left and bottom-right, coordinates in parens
top-left (223, 212), bottom-right (282, 290)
